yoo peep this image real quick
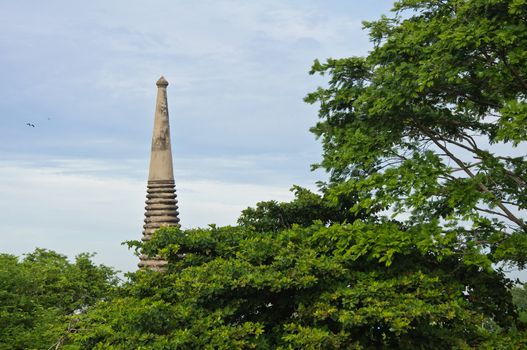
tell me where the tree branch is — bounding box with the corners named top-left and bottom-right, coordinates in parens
top-left (474, 206), bottom-right (512, 220)
top-left (437, 135), bottom-right (478, 154)
top-left (419, 124), bottom-right (526, 228)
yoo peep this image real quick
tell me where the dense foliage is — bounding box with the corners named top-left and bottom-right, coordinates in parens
top-left (306, 0), bottom-right (527, 268)
top-left (237, 186), bottom-right (360, 232)
top-left (512, 283), bottom-right (527, 323)
top-left (0, 249), bottom-right (118, 350)
top-left (65, 225), bottom-right (519, 349)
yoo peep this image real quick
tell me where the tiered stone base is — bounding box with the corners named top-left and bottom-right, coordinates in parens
top-left (138, 180), bottom-right (180, 270)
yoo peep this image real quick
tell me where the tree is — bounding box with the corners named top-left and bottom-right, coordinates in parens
top-left (305, 0), bottom-right (527, 268)
top-left (63, 223), bottom-right (523, 349)
top-left (237, 185), bottom-right (360, 232)
top-left (512, 283), bottom-right (527, 323)
top-left (0, 249), bottom-right (118, 350)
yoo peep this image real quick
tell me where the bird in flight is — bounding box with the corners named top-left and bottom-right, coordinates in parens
top-left (26, 122), bottom-right (35, 127)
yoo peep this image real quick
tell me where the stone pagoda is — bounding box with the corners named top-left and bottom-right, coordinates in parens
top-left (138, 76), bottom-right (180, 269)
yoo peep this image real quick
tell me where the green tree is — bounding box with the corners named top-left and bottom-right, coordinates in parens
top-left (237, 185), bottom-right (361, 232)
top-left (305, 0), bottom-right (527, 268)
top-left (64, 224), bottom-right (521, 349)
top-left (0, 249), bottom-right (118, 350)
top-left (512, 283), bottom-right (527, 323)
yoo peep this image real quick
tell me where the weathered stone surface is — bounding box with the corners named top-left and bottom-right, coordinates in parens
top-left (139, 77), bottom-right (180, 270)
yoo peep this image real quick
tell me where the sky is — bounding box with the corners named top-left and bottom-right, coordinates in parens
top-left (0, 0), bottom-right (396, 272)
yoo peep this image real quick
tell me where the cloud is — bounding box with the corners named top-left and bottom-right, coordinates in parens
top-left (0, 156), bottom-right (316, 272)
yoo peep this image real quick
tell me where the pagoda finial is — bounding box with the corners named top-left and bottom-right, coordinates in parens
top-left (156, 76), bottom-right (168, 87)
top-left (139, 76), bottom-right (180, 270)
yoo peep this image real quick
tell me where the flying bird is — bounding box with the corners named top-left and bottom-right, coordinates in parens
top-left (25, 122), bottom-right (35, 127)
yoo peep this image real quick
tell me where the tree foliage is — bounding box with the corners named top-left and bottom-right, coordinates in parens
top-left (305, 0), bottom-right (527, 268)
top-left (512, 283), bottom-right (527, 324)
top-left (237, 186), bottom-right (360, 232)
top-left (0, 249), bottom-right (118, 350)
top-left (62, 224), bottom-right (522, 349)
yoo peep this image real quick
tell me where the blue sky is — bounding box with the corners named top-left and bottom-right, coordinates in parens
top-left (0, 1), bottom-right (395, 272)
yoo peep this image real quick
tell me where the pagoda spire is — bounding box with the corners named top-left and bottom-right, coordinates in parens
top-left (138, 76), bottom-right (180, 270)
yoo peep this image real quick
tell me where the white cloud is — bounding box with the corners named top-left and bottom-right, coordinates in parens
top-left (0, 157), bottom-right (310, 272)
